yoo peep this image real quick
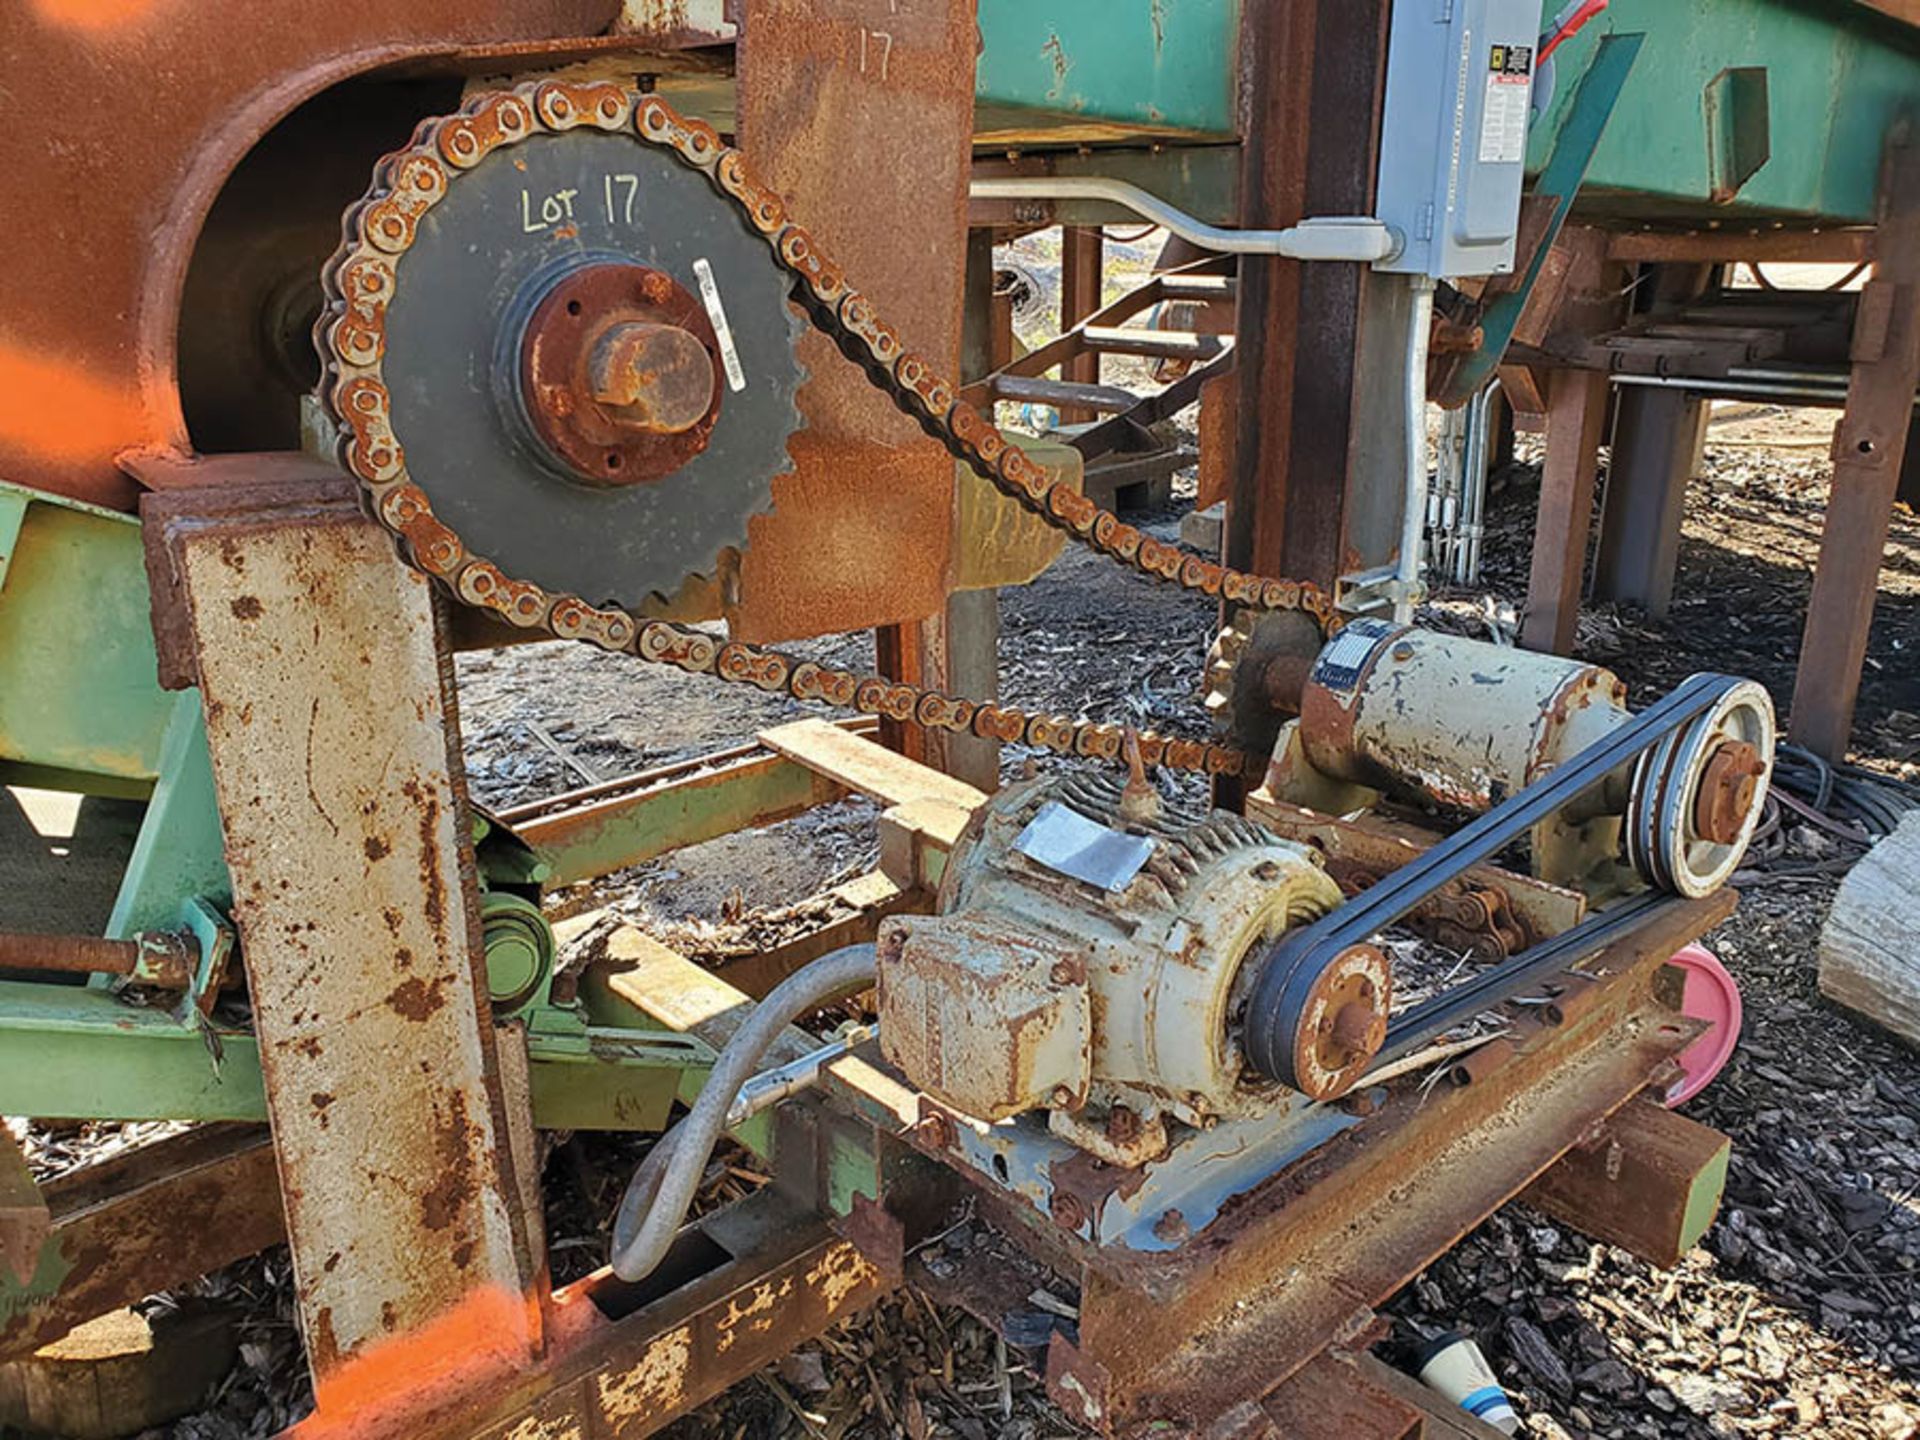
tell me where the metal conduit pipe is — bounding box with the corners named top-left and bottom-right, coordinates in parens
top-left (1395, 276), bottom-right (1439, 622)
top-left (1459, 376), bottom-right (1504, 586)
top-left (609, 943), bottom-right (878, 1283)
top-left (968, 176), bottom-right (1402, 263)
top-left (1611, 370), bottom-right (1920, 410)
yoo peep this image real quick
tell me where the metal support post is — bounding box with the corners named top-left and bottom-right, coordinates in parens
top-left (144, 479), bottom-right (542, 1415)
top-left (1592, 264), bottom-right (1716, 618)
top-left (1791, 123), bottom-right (1920, 759)
top-left (1217, 0), bottom-right (1390, 813)
top-left (1591, 386), bottom-right (1708, 618)
top-left (1059, 226), bottom-right (1105, 424)
top-left (1523, 369), bottom-right (1612, 655)
top-left (737, 0), bottom-right (978, 765)
top-left (1224, 0), bottom-right (1395, 595)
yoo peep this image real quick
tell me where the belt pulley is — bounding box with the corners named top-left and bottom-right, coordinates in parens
top-left (1242, 673), bottom-right (1754, 1096)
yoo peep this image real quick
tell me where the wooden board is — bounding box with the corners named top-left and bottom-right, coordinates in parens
top-left (759, 719), bottom-right (987, 813)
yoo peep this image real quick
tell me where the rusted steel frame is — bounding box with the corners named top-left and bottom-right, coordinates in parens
top-left (147, 482), bottom-right (541, 1409)
top-left (0, 1132), bottom-right (46, 1290)
top-left (1851, 0), bottom-right (1920, 30)
top-left (1224, 0), bottom-right (1390, 590)
top-left (1059, 227), bottom-right (1105, 423)
top-left (990, 375), bottom-right (1143, 412)
top-left (1790, 125), bottom-right (1920, 760)
top-left (875, 623), bottom-right (932, 764)
top-left (285, 1190), bottom-right (889, 1440)
top-left (0, 1126), bottom-right (280, 1363)
top-left (957, 256), bottom-right (1233, 408)
top-left (1244, 798), bottom-right (1587, 948)
top-left (1266, 1349), bottom-right (1512, 1439)
top-left (0, 931), bottom-right (192, 989)
top-left (1520, 368), bottom-right (1612, 655)
top-left (1072, 348), bottom-right (1235, 462)
top-left (730, 0), bottom-right (974, 659)
top-left (611, 0), bottom-right (739, 46)
top-left (1606, 228), bottom-right (1877, 265)
top-left (499, 720), bottom-right (876, 887)
top-left (1047, 893), bottom-right (1732, 1434)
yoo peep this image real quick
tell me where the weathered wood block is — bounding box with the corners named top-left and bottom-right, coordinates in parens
top-left (0, 1306), bottom-right (236, 1440)
top-left (1522, 1096), bottom-right (1730, 1270)
top-left (1820, 813), bottom-right (1920, 1044)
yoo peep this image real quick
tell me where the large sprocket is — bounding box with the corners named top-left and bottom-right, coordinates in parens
top-left (317, 96), bottom-right (802, 610)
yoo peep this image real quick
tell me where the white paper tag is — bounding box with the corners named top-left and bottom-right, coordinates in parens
top-left (1479, 72), bottom-right (1531, 165)
top-left (693, 257), bottom-right (747, 393)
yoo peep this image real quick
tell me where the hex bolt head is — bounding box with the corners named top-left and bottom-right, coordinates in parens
top-left (1049, 1189), bottom-right (1088, 1230)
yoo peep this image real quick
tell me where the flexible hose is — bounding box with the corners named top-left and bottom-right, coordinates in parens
top-left (609, 943), bottom-right (878, 1282)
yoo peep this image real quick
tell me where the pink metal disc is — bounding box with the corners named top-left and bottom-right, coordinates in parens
top-left (1665, 943), bottom-right (1743, 1106)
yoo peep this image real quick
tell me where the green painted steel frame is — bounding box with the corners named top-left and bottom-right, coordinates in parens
top-left (1528, 0), bottom-right (1920, 222)
top-left (0, 976), bottom-right (708, 1132)
top-left (0, 481), bottom-right (176, 792)
top-left (973, 0), bottom-right (1243, 141)
top-left (969, 1), bottom-right (1920, 226)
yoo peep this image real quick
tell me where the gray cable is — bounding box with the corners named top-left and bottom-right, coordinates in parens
top-left (609, 943), bottom-right (878, 1282)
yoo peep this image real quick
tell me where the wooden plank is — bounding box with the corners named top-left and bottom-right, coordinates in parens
top-left (1607, 229), bottom-right (1875, 265)
top-left (1819, 811), bottom-right (1920, 1043)
top-left (588, 925), bottom-right (806, 1060)
top-left (1522, 368), bottom-right (1612, 655)
top-left (1521, 1097), bottom-right (1731, 1270)
top-left (759, 720), bottom-right (987, 812)
top-left (877, 797), bottom-right (976, 891)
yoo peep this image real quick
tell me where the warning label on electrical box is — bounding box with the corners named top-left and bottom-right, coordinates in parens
top-left (1479, 43), bottom-right (1534, 165)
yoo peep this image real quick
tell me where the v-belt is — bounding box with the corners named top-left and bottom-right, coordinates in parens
top-left (1242, 672), bottom-right (1749, 1088)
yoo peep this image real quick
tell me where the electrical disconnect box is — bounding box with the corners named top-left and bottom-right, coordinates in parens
top-left (1375, 0), bottom-right (1542, 279)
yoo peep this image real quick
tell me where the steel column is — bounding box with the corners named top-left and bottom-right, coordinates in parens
top-left (1591, 387), bottom-right (1708, 618)
top-left (1224, 0), bottom-right (1393, 594)
top-left (1059, 226), bottom-right (1105, 425)
top-left (146, 481), bottom-right (542, 1413)
top-left (734, 0), bottom-right (978, 771)
top-left (1217, 0), bottom-right (1389, 813)
top-left (1523, 369), bottom-right (1612, 655)
top-left (1592, 263), bottom-right (1715, 619)
top-left (1791, 125), bottom-right (1920, 759)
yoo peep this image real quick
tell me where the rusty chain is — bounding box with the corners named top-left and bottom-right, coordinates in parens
top-left (318, 82), bottom-right (1341, 780)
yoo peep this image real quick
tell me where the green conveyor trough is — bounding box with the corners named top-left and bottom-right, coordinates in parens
top-left (974, 0), bottom-right (1920, 225)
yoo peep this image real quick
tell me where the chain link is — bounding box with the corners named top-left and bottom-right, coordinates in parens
top-left (318, 82), bottom-right (1337, 780)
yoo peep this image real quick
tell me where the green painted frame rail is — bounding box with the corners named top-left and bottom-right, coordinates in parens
top-left (0, 977), bottom-right (710, 1133)
top-left (973, 0), bottom-right (1243, 142)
